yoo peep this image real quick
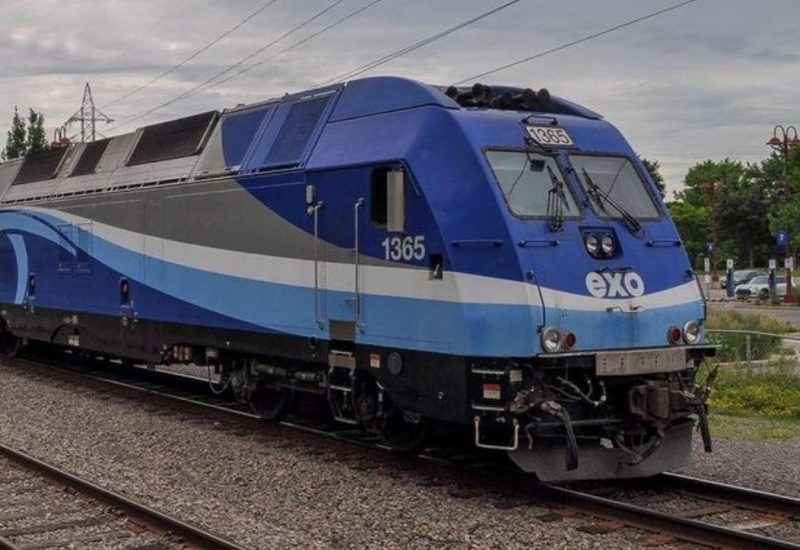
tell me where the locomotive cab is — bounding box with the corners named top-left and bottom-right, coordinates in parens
top-left (445, 92), bottom-right (717, 480)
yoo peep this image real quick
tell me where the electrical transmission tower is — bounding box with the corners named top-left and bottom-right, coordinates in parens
top-left (64, 83), bottom-right (114, 142)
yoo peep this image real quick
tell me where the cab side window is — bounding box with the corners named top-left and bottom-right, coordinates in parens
top-left (370, 166), bottom-right (405, 232)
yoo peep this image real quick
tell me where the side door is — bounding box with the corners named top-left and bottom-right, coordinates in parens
top-left (312, 175), bottom-right (370, 342)
top-left (311, 164), bottom-right (412, 343)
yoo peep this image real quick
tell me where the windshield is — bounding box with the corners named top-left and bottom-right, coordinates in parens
top-left (571, 155), bottom-right (660, 220)
top-left (486, 150), bottom-right (579, 218)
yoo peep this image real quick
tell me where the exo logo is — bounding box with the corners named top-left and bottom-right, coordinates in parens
top-left (585, 271), bottom-right (645, 298)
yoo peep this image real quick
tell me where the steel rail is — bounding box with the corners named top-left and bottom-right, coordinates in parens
top-left (658, 472), bottom-right (800, 518)
top-left (0, 442), bottom-right (249, 550)
top-left (6, 355), bottom-right (800, 549)
top-left (0, 535), bottom-right (22, 550)
top-left (543, 479), bottom-right (800, 550)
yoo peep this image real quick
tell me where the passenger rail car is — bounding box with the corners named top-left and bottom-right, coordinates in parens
top-left (0, 77), bottom-right (714, 481)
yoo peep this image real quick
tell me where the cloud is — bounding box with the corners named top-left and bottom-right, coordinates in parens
top-left (0, 0), bottom-right (798, 196)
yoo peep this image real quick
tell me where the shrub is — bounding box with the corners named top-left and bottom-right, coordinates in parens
top-left (707, 310), bottom-right (797, 333)
top-left (702, 364), bottom-right (800, 418)
top-left (706, 311), bottom-right (797, 362)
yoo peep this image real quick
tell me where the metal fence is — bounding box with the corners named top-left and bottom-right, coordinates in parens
top-left (706, 329), bottom-right (800, 368)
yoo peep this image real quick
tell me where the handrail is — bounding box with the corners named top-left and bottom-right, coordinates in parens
top-left (605, 305), bottom-right (645, 313)
top-left (312, 201), bottom-right (324, 328)
top-left (518, 239), bottom-right (559, 248)
top-left (354, 198), bottom-right (365, 330)
top-left (707, 328), bottom-right (800, 340)
top-left (646, 239), bottom-right (681, 247)
top-left (451, 239), bottom-right (504, 248)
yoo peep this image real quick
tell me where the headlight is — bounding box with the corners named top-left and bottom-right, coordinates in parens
top-left (541, 327), bottom-right (563, 353)
top-left (683, 321), bottom-right (702, 344)
top-left (601, 234), bottom-right (615, 256)
top-left (585, 234), bottom-right (600, 256)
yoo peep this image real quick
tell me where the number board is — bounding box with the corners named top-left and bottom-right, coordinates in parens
top-left (526, 126), bottom-right (575, 148)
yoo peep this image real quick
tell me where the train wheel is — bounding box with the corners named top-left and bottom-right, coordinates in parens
top-left (0, 330), bottom-right (20, 358)
top-left (380, 405), bottom-right (430, 454)
top-left (249, 384), bottom-right (291, 421)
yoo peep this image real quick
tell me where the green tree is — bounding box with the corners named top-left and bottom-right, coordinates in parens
top-left (718, 166), bottom-right (772, 267)
top-left (675, 158), bottom-right (770, 266)
top-left (25, 109), bottom-right (47, 155)
top-left (765, 146), bottom-right (800, 256)
top-left (640, 157), bottom-right (666, 197)
top-left (2, 107), bottom-right (27, 161)
top-left (678, 158), bottom-right (745, 206)
top-left (667, 201), bottom-right (709, 268)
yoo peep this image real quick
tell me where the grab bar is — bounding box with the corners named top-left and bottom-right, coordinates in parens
top-left (354, 198), bottom-right (365, 330)
top-left (606, 305), bottom-right (645, 313)
top-left (312, 201), bottom-right (324, 328)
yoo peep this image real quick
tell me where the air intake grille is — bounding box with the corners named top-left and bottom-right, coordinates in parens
top-left (222, 108), bottom-right (272, 169)
top-left (264, 97), bottom-right (329, 168)
top-left (13, 149), bottom-right (67, 185)
top-left (128, 111), bottom-right (218, 166)
top-left (71, 139), bottom-right (111, 177)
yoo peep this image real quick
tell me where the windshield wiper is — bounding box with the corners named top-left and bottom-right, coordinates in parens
top-left (581, 168), bottom-right (642, 234)
top-left (546, 165), bottom-right (569, 232)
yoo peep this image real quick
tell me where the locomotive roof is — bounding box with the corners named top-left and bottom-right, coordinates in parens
top-left (0, 76), bottom-right (603, 205)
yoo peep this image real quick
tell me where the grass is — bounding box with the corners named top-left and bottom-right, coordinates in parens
top-left (709, 412), bottom-right (800, 441)
top-left (705, 310), bottom-right (798, 362)
top-left (698, 312), bottom-right (800, 439)
top-left (705, 365), bottom-right (800, 417)
top-left (706, 309), bottom-right (797, 333)
top-left (697, 361), bottom-right (800, 441)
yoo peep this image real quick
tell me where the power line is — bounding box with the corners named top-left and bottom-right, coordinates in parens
top-left (454, 0), bottom-right (699, 85)
top-left (318, 0), bottom-right (522, 86)
top-left (101, 0), bottom-right (282, 109)
top-left (192, 0), bottom-right (387, 96)
top-left (109, 0), bottom-right (348, 132)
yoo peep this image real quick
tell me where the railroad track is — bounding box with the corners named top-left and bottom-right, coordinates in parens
top-left (5, 352), bottom-right (504, 470)
top-left (0, 442), bottom-right (247, 550)
top-left (548, 472), bottom-right (800, 549)
top-left (4, 352), bottom-right (800, 549)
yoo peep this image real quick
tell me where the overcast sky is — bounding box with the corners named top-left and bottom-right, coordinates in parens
top-left (1, 0), bottom-right (798, 196)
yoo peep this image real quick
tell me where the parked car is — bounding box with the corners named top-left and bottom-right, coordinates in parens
top-left (722, 269), bottom-right (766, 290)
top-left (735, 275), bottom-right (786, 300)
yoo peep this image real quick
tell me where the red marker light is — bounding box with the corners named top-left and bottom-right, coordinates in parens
top-left (563, 332), bottom-right (577, 350)
top-left (668, 326), bottom-right (682, 345)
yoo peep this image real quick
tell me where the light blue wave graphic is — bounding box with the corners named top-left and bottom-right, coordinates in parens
top-left (0, 209), bottom-right (703, 356)
top-left (7, 234), bottom-right (27, 305)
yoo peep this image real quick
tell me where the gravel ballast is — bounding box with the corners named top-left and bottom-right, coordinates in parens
top-left (0, 362), bottom-right (698, 550)
top-left (679, 436), bottom-right (800, 498)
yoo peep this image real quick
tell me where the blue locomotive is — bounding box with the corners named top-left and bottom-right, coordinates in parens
top-left (0, 77), bottom-right (714, 480)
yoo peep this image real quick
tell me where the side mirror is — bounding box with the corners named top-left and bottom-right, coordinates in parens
top-left (387, 169), bottom-right (405, 233)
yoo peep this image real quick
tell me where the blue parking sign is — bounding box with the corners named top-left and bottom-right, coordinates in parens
top-left (706, 242), bottom-right (716, 255)
top-left (777, 229), bottom-right (789, 247)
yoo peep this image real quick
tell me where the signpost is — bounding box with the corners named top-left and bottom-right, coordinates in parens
top-left (707, 242), bottom-right (717, 283)
top-left (725, 259), bottom-right (734, 297)
top-left (769, 258), bottom-right (778, 295)
top-left (777, 230), bottom-right (793, 303)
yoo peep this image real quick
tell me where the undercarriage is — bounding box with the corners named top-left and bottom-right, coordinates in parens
top-left (470, 346), bottom-right (717, 481)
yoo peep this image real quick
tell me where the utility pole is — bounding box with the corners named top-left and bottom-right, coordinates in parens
top-left (768, 125), bottom-right (799, 303)
top-left (64, 83), bottom-right (114, 142)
